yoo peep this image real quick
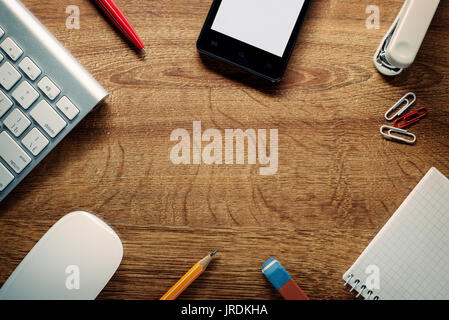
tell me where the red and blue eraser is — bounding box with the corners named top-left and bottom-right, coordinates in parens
top-left (262, 258), bottom-right (309, 300)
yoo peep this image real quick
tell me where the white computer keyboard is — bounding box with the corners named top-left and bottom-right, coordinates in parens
top-left (0, 0), bottom-right (108, 202)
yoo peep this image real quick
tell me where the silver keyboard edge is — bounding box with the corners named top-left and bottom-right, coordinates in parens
top-left (1, 0), bottom-right (108, 104)
top-left (0, 0), bottom-right (109, 203)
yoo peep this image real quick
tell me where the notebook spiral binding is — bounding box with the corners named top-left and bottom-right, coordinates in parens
top-left (344, 274), bottom-right (380, 300)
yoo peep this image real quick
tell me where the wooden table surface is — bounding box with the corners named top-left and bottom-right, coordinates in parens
top-left (1, 0), bottom-right (448, 300)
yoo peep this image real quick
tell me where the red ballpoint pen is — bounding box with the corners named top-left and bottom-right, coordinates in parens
top-left (92, 0), bottom-right (145, 53)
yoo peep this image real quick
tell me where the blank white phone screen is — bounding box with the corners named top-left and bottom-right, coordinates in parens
top-left (211, 0), bottom-right (306, 57)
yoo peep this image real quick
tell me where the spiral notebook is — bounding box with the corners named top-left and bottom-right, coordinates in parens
top-left (343, 167), bottom-right (449, 300)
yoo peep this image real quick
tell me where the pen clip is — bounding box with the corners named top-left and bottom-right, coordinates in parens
top-left (385, 92), bottom-right (416, 121)
top-left (394, 107), bottom-right (428, 129)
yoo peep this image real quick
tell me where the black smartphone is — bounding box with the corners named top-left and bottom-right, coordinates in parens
top-left (197, 0), bottom-right (312, 82)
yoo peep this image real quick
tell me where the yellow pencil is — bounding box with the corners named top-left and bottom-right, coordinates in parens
top-left (160, 250), bottom-right (218, 300)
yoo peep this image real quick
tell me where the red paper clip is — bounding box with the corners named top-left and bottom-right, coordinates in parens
top-left (394, 107), bottom-right (428, 129)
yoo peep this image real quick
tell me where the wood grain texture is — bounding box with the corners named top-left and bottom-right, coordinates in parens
top-left (0, 0), bottom-right (448, 299)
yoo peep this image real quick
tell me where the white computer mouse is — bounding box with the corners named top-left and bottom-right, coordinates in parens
top-left (0, 211), bottom-right (123, 300)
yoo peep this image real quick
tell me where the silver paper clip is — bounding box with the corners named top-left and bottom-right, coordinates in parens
top-left (384, 92), bottom-right (416, 121)
top-left (380, 125), bottom-right (416, 144)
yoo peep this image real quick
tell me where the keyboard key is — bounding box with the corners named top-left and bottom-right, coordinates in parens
top-left (0, 62), bottom-right (21, 90)
top-left (0, 37), bottom-right (23, 61)
top-left (56, 96), bottom-right (79, 120)
top-left (30, 100), bottom-right (66, 138)
top-left (12, 80), bottom-right (39, 109)
top-left (0, 90), bottom-right (13, 118)
top-left (22, 127), bottom-right (49, 156)
top-left (18, 57), bottom-right (41, 81)
top-left (37, 76), bottom-right (60, 100)
top-left (0, 27), bottom-right (4, 38)
top-left (4, 108), bottom-right (31, 137)
top-left (0, 162), bottom-right (14, 192)
top-left (0, 131), bottom-right (31, 174)
top-left (0, 52), bottom-right (3, 62)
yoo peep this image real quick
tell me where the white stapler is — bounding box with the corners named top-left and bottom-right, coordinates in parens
top-left (374, 0), bottom-right (440, 76)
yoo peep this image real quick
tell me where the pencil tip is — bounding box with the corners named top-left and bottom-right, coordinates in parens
top-left (210, 249), bottom-right (218, 257)
top-left (141, 47), bottom-right (147, 54)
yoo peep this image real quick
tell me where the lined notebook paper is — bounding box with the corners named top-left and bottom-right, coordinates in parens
top-left (343, 167), bottom-right (449, 300)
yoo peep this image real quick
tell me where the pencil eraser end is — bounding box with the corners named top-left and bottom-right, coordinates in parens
top-left (262, 258), bottom-right (291, 290)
